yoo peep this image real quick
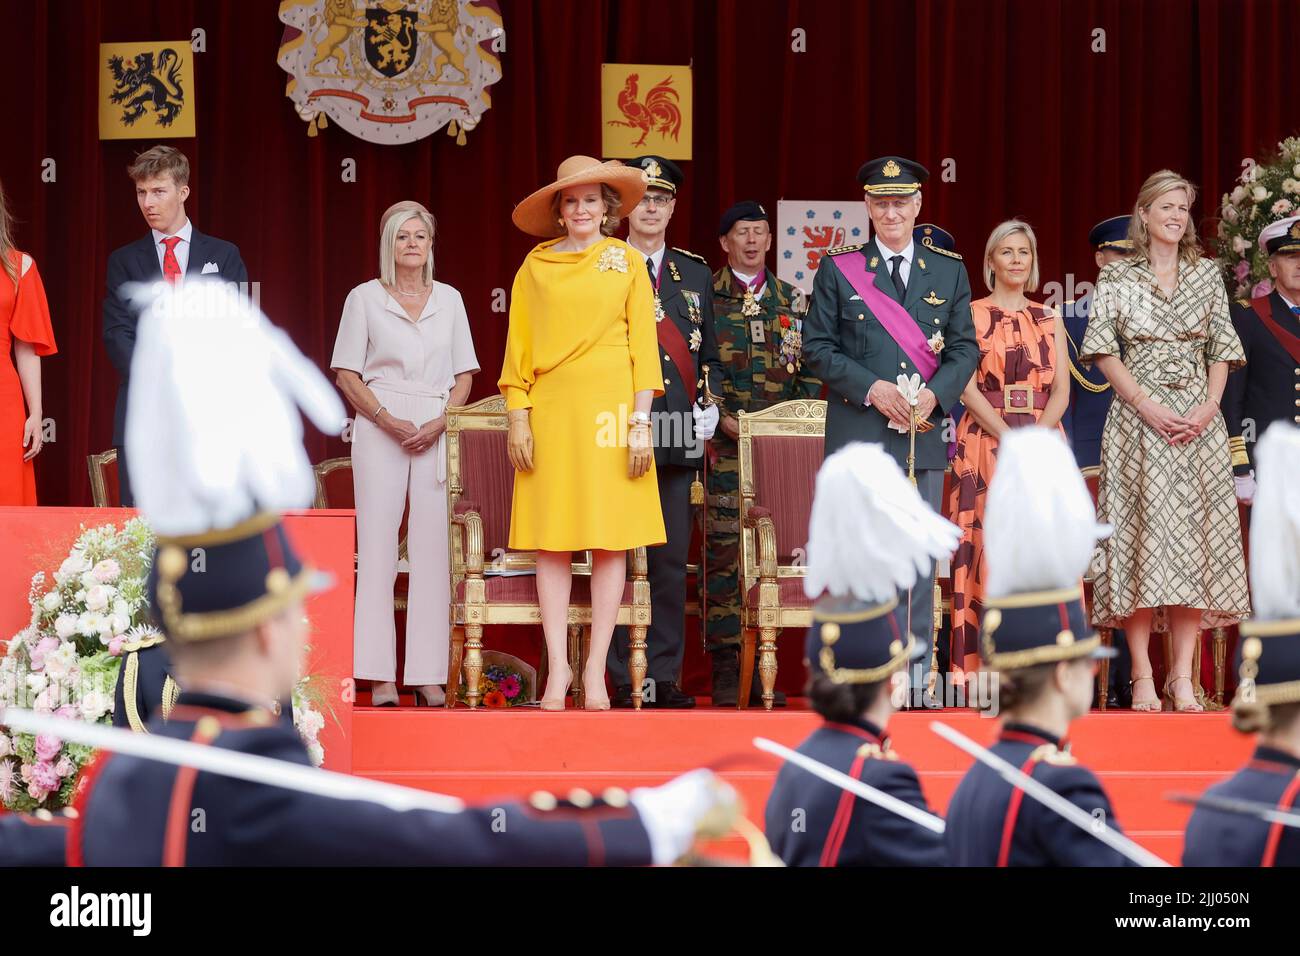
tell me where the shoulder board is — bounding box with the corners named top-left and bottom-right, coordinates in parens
top-left (671, 247), bottom-right (708, 266)
top-left (855, 741), bottom-right (901, 761)
top-left (1029, 743), bottom-right (1077, 767)
top-left (1236, 298), bottom-right (1251, 308)
top-left (826, 243), bottom-right (864, 257)
top-left (928, 245), bottom-right (963, 261)
top-left (122, 633), bottom-right (166, 653)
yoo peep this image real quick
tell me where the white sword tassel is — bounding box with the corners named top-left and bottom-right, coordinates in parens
top-left (1, 708), bottom-right (465, 814)
top-left (753, 736), bottom-right (946, 834)
top-left (930, 720), bottom-right (1169, 867)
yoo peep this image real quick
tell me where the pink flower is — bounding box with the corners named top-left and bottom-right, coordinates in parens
top-left (1252, 279), bottom-right (1275, 298)
top-left (91, 559), bottom-right (121, 584)
top-left (0, 760), bottom-right (14, 803)
top-left (1234, 260), bottom-right (1252, 282)
top-left (500, 675), bottom-right (522, 699)
top-left (29, 760), bottom-right (60, 791)
top-left (107, 636), bottom-right (125, 657)
top-left (54, 756), bottom-right (76, 778)
top-left (34, 734), bottom-right (61, 762)
top-left (29, 636), bottom-right (60, 671)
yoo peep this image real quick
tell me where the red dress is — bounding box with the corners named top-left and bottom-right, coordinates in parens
top-left (0, 250), bottom-right (57, 504)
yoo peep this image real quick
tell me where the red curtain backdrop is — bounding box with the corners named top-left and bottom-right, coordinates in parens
top-left (3, 0), bottom-right (1300, 505)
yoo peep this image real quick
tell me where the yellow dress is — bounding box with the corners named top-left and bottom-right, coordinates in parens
top-left (499, 236), bottom-right (666, 551)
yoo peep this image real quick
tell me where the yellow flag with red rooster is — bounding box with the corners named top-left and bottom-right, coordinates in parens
top-left (601, 64), bottom-right (692, 159)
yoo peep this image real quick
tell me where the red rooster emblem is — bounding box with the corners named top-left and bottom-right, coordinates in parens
top-left (608, 74), bottom-right (683, 147)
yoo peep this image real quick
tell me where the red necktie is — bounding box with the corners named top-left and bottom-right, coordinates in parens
top-left (161, 235), bottom-right (183, 285)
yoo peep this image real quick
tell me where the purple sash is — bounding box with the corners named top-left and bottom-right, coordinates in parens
top-left (831, 253), bottom-right (939, 380)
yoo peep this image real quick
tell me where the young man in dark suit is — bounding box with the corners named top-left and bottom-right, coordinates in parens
top-left (102, 145), bottom-right (248, 506)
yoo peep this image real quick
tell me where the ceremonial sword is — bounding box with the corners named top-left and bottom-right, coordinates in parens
top-left (1167, 790), bottom-right (1300, 828)
top-left (2, 708), bottom-right (465, 814)
top-left (753, 736), bottom-right (946, 833)
top-left (930, 720), bottom-right (1170, 867)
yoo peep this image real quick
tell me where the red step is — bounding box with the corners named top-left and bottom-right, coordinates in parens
top-left (351, 707), bottom-right (1254, 864)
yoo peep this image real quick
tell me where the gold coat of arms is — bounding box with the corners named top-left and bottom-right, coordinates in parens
top-left (277, 0), bottom-right (504, 145)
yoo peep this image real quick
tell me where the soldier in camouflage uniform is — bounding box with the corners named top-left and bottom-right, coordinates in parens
top-left (707, 201), bottom-right (822, 706)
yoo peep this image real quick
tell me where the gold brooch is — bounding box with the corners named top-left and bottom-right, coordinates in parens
top-left (869, 256), bottom-right (879, 268)
top-left (922, 291), bottom-right (946, 306)
top-left (882, 160), bottom-right (901, 178)
top-left (596, 244), bottom-right (628, 273)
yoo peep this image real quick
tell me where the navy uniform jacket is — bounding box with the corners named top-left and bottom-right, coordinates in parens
top-left (102, 229), bottom-right (247, 446)
top-left (1223, 292), bottom-right (1300, 475)
top-left (75, 692), bottom-right (654, 866)
top-left (1060, 296), bottom-right (1114, 470)
top-left (803, 242), bottom-right (978, 470)
top-left (764, 718), bottom-right (946, 867)
top-left (0, 810), bottom-right (73, 866)
top-left (1182, 746), bottom-right (1300, 867)
top-left (112, 637), bottom-right (179, 732)
top-left (649, 248), bottom-right (722, 470)
top-left (944, 723), bottom-right (1135, 866)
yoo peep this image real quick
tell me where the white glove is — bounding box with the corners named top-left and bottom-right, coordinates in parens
top-left (628, 768), bottom-right (738, 865)
top-left (692, 402), bottom-right (719, 441)
top-left (1234, 472), bottom-right (1256, 504)
top-left (889, 373), bottom-right (923, 434)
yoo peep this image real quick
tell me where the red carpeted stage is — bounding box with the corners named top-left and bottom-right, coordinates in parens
top-left (352, 703), bottom-right (1252, 863)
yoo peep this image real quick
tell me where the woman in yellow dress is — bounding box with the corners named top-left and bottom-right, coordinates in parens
top-left (502, 156), bottom-right (665, 711)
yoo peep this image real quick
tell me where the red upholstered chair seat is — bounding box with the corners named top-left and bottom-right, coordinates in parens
top-left (456, 575), bottom-right (636, 606)
top-left (744, 575), bottom-right (814, 609)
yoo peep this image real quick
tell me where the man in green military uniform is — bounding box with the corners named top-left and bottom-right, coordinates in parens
top-left (707, 200), bottom-right (822, 706)
top-left (802, 157), bottom-right (977, 700)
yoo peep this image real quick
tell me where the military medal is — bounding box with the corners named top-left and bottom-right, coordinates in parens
top-left (649, 252), bottom-right (666, 322)
top-left (683, 291), bottom-right (702, 325)
top-left (654, 293), bottom-right (666, 323)
top-left (689, 327), bottom-right (702, 351)
top-left (739, 270), bottom-right (763, 317)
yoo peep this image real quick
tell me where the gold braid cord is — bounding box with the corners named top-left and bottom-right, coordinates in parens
top-left (1063, 325), bottom-right (1110, 394)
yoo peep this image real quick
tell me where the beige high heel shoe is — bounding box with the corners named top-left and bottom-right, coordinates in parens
top-left (583, 669), bottom-right (611, 711)
top-left (539, 667), bottom-right (572, 712)
top-left (1129, 674), bottom-right (1160, 712)
top-left (1164, 674), bottom-right (1204, 713)
top-left (412, 685), bottom-right (445, 707)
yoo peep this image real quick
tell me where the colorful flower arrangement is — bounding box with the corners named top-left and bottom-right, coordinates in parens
top-left (1217, 135), bottom-right (1300, 298)
top-left (0, 519), bottom-right (154, 811)
top-left (458, 653), bottom-right (534, 708)
top-left (1, 520), bottom-right (335, 808)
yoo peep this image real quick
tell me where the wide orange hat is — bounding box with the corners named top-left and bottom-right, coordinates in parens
top-left (511, 155), bottom-right (649, 238)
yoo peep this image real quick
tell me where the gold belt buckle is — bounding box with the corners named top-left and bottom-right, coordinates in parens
top-left (1003, 383), bottom-right (1033, 411)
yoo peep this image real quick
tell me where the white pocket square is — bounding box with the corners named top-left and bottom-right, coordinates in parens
top-left (201, 262), bottom-right (220, 275)
top-left (849, 294), bottom-right (863, 301)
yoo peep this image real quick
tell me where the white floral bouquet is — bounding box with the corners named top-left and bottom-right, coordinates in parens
top-left (1217, 135), bottom-right (1300, 298)
top-left (0, 519), bottom-right (154, 810)
top-left (1, 520), bottom-right (337, 808)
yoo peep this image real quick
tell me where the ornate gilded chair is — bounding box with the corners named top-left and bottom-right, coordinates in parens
top-left (312, 456), bottom-right (408, 611)
top-left (86, 449), bottom-right (121, 507)
top-left (445, 395), bottom-right (653, 709)
top-left (736, 399), bottom-right (826, 710)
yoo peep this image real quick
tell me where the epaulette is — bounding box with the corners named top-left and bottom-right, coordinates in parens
top-left (672, 247), bottom-right (708, 266)
top-left (1029, 743), bottom-right (1077, 767)
top-left (928, 245), bottom-right (963, 261)
top-left (856, 741), bottom-right (901, 761)
top-left (826, 243), bottom-right (864, 256)
top-left (121, 633), bottom-right (166, 653)
top-left (1237, 298), bottom-right (1250, 308)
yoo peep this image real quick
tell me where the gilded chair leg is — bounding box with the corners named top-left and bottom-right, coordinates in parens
top-left (464, 624), bottom-right (484, 709)
top-left (629, 624), bottom-right (648, 711)
top-left (570, 623), bottom-right (585, 709)
top-left (738, 629), bottom-right (756, 711)
top-left (448, 625), bottom-right (465, 709)
top-left (758, 627), bottom-right (778, 712)
top-left (1096, 627), bottom-right (1111, 711)
top-left (1212, 627), bottom-right (1227, 708)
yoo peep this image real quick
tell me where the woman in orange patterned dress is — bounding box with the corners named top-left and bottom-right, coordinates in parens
top-left (0, 181), bottom-right (56, 505)
top-left (948, 220), bottom-right (1069, 682)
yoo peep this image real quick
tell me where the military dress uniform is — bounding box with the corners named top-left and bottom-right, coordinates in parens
top-left (707, 202), bottom-right (821, 669)
top-left (111, 634), bottom-right (179, 732)
top-left (1223, 218), bottom-right (1300, 477)
top-left (764, 596), bottom-right (946, 866)
top-left (609, 157), bottom-right (721, 708)
top-left (944, 587), bottom-right (1131, 867)
top-left (802, 159), bottom-right (977, 669)
top-left (1060, 217), bottom-right (1131, 470)
top-left (1182, 568), bottom-right (1300, 867)
top-left (0, 808), bottom-right (74, 866)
